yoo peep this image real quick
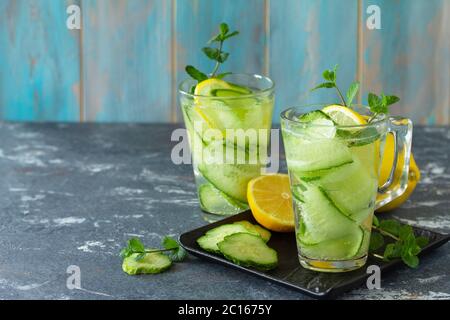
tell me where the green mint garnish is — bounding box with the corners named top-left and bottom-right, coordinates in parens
top-left (311, 64), bottom-right (359, 107)
top-left (120, 237), bottom-right (187, 263)
top-left (367, 92), bottom-right (400, 121)
top-left (312, 65), bottom-right (400, 121)
top-left (370, 218), bottom-right (429, 268)
top-left (185, 22), bottom-right (239, 85)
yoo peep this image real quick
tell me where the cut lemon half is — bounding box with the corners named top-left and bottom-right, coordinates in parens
top-left (193, 79), bottom-right (232, 128)
top-left (247, 174), bottom-right (295, 232)
top-left (322, 104), bottom-right (366, 126)
top-left (193, 78), bottom-right (253, 132)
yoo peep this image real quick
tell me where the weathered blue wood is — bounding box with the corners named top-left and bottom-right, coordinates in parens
top-left (175, 0), bottom-right (267, 122)
top-left (270, 0), bottom-right (358, 122)
top-left (0, 0), bottom-right (81, 121)
top-left (0, 0), bottom-right (449, 124)
top-left (81, 0), bottom-right (172, 122)
top-left (361, 0), bottom-right (450, 125)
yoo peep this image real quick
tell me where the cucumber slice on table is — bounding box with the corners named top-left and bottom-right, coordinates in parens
top-left (233, 220), bottom-right (271, 242)
top-left (199, 184), bottom-right (248, 215)
top-left (297, 184), bottom-right (363, 246)
top-left (197, 224), bottom-right (258, 253)
top-left (218, 233), bottom-right (278, 271)
top-left (122, 252), bottom-right (172, 275)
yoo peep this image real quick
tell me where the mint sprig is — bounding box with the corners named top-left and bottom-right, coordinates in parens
top-left (312, 65), bottom-right (400, 120)
top-left (312, 64), bottom-right (360, 107)
top-left (367, 92), bottom-right (400, 121)
top-left (120, 237), bottom-right (187, 263)
top-left (185, 22), bottom-right (239, 84)
top-left (370, 216), bottom-right (429, 268)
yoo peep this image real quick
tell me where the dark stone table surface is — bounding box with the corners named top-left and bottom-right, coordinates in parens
top-left (0, 123), bottom-right (448, 300)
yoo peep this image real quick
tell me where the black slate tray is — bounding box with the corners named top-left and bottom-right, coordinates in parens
top-left (179, 211), bottom-right (450, 299)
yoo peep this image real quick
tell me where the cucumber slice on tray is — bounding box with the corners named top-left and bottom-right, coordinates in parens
top-left (197, 222), bottom-right (277, 271)
top-left (218, 233), bottom-right (278, 271)
top-left (197, 224), bottom-right (257, 253)
top-left (234, 220), bottom-right (271, 242)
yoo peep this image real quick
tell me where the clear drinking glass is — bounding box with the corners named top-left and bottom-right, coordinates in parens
top-left (281, 105), bottom-right (413, 272)
top-left (179, 74), bottom-right (275, 215)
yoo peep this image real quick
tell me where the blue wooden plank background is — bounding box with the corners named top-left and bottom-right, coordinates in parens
top-left (0, 0), bottom-right (449, 124)
top-left (0, 0), bottom-right (81, 121)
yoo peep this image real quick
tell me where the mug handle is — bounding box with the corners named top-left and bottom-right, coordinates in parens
top-left (375, 116), bottom-right (413, 210)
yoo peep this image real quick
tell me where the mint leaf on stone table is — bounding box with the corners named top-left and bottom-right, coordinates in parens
top-left (120, 236), bottom-right (187, 263)
top-left (162, 236), bottom-right (187, 262)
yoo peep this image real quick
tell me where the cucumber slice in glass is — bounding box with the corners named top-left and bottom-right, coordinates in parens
top-left (218, 233), bottom-right (278, 270)
top-left (198, 142), bottom-right (262, 203)
top-left (298, 184), bottom-right (360, 244)
top-left (316, 158), bottom-right (377, 223)
top-left (199, 184), bottom-right (248, 215)
top-left (298, 230), bottom-right (364, 260)
top-left (284, 136), bottom-right (353, 173)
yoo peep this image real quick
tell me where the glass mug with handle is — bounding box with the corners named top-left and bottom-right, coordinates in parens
top-left (281, 105), bottom-right (412, 272)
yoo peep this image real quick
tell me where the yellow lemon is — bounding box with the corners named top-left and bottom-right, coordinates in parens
top-left (322, 104), bottom-right (367, 125)
top-left (376, 133), bottom-right (420, 212)
top-left (247, 174), bottom-right (295, 232)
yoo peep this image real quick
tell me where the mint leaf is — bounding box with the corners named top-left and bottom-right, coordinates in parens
top-left (220, 22), bottom-right (229, 35)
top-left (215, 72), bottom-right (232, 79)
top-left (162, 236), bottom-right (179, 250)
top-left (368, 92), bottom-right (381, 108)
top-left (129, 238), bottom-right (145, 252)
top-left (120, 247), bottom-right (132, 259)
top-left (223, 31), bottom-right (239, 40)
top-left (162, 236), bottom-right (186, 262)
top-left (399, 225), bottom-right (414, 240)
top-left (346, 81), bottom-right (360, 106)
top-left (382, 94), bottom-right (400, 106)
top-left (185, 65), bottom-right (208, 82)
top-left (369, 232), bottom-right (384, 251)
top-left (383, 243), bottom-right (396, 259)
top-left (401, 253), bottom-right (419, 268)
top-left (416, 236), bottom-right (429, 248)
top-left (202, 47), bottom-right (221, 60)
top-left (332, 64), bottom-right (339, 79)
top-left (379, 219), bottom-right (401, 237)
top-left (311, 82), bottom-right (335, 91)
top-left (218, 52), bottom-right (229, 63)
top-left (208, 34), bottom-right (223, 43)
top-left (372, 215), bottom-right (380, 227)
